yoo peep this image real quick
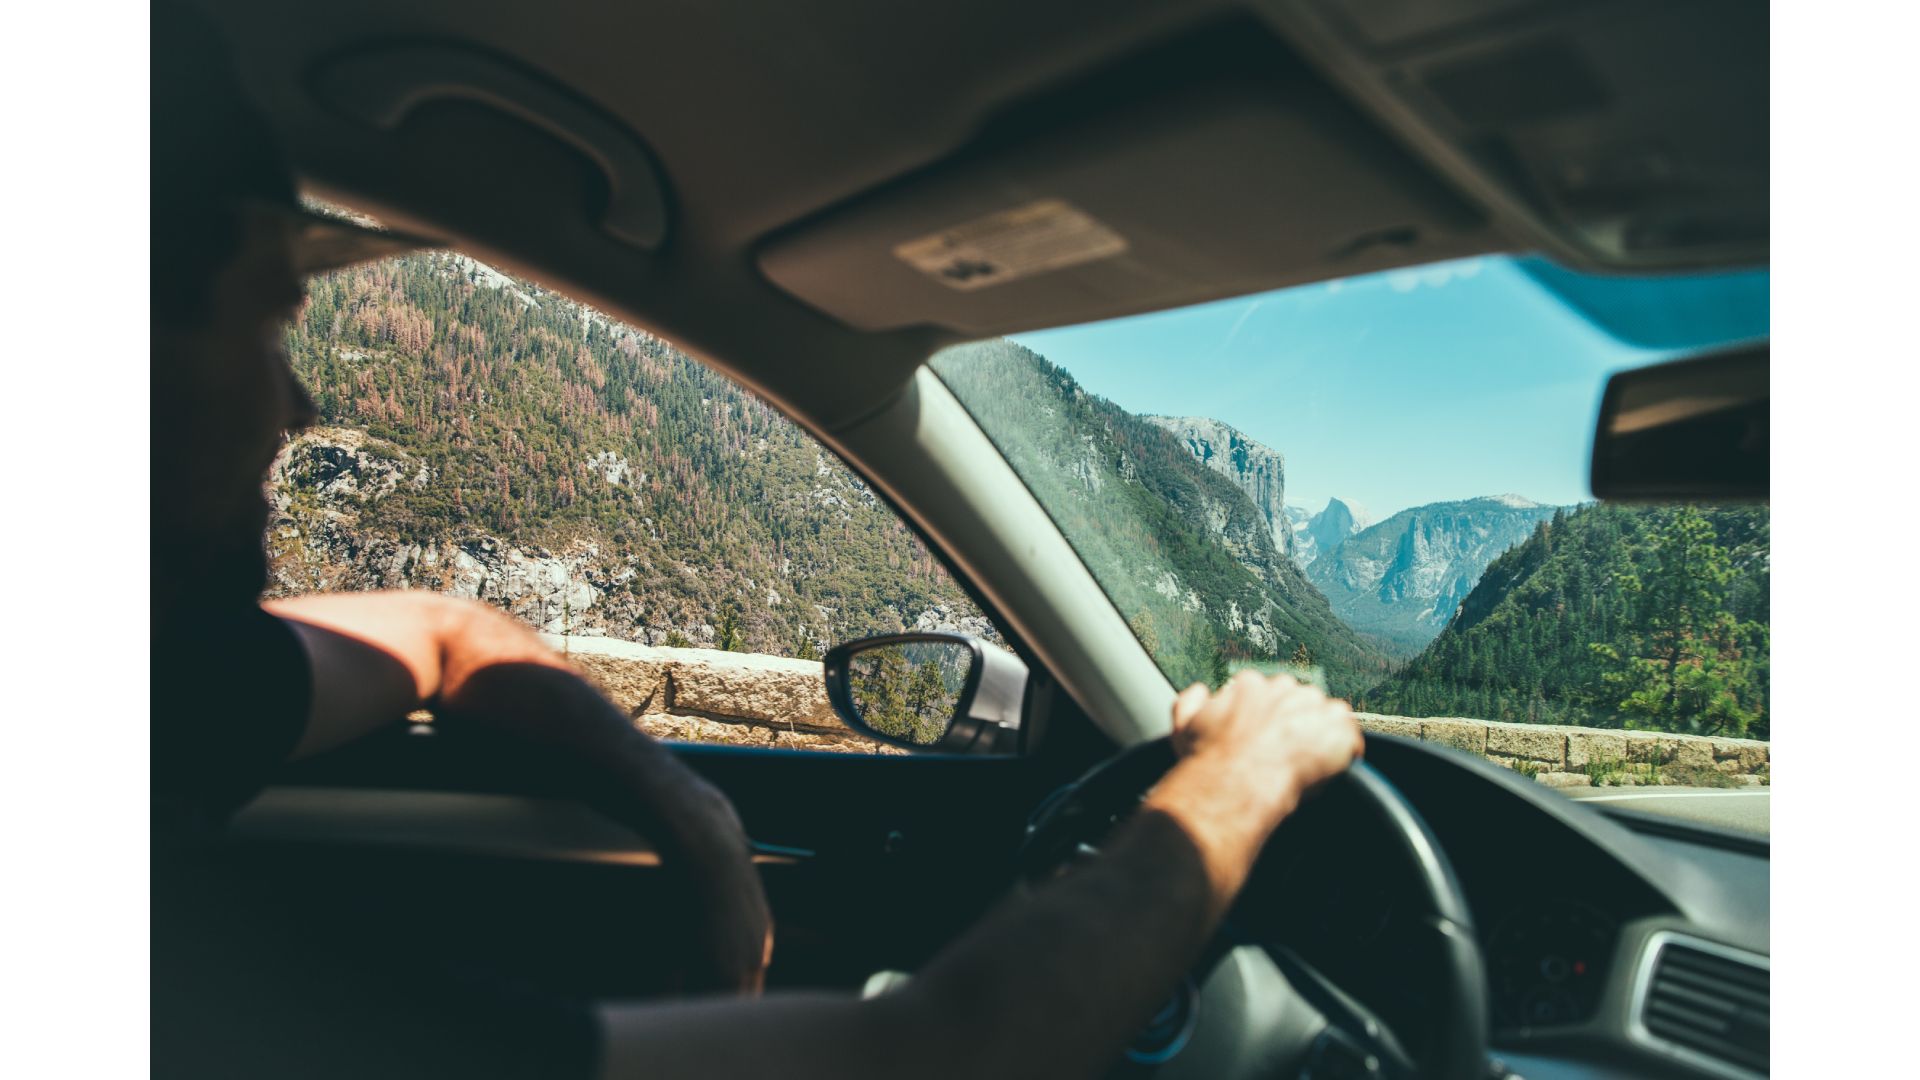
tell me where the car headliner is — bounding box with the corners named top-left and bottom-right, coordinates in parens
top-left (196, 0), bottom-right (1764, 438)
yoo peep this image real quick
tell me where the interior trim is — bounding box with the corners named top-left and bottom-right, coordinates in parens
top-left (1624, 930), bottom-right (1768, 1080)
top-left (1598, 807), bottom-right (1770, 859)
top-left (826, 368), bottom-right (1175, 745)
top-left (231, 787), bottom-right (810, 867)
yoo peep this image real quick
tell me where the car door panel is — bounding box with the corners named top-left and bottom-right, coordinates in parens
top-left (237, 722), bottom-right (1070, 997)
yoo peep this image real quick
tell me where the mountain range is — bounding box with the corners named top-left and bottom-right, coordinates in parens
top-left (1136, 419), bottom-right (1560, 658)
top-left (1306, 495), bottom-right (1562, 656)
top-left (932, 342), bottom-right (1390, 694)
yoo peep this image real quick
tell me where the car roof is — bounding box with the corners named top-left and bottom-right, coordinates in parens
top-left (198, 0), bottom-right (1765, 433)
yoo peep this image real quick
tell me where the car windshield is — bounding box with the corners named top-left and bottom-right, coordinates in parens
top-left (931, 254), bottom-right (1770, 834)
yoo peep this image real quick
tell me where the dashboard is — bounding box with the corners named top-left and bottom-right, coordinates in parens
top-left (1246, 735), bottom-right (1770, 1079)
top-left (253, 725), bottom-right (1769, 1078)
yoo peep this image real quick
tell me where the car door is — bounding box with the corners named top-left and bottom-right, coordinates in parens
top-left (234, 681), bottom-right (1107, 998)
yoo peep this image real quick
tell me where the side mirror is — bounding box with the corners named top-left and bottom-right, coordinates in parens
top-left (822, 633), bottom-right (1028, 754)
top-left (1591, 343), bottom-right (1768, 502)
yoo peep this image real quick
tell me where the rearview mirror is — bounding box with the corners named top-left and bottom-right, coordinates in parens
top-left (822, 633), bottom-right (1028, 754)
top-left (1590, 344), bottom-right (1767, 502)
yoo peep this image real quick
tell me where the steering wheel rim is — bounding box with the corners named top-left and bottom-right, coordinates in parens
top-left (1019, 735), bottom-right (1490, 1080)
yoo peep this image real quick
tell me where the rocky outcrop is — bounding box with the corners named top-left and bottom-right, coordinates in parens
top-left (267, 431), bottom-right (658, 635)
top-left (1145, 416), bottom-right (1293, 557)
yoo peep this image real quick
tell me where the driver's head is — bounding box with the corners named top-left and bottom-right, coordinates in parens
top-left (151, 5), bottom-right (428, 609)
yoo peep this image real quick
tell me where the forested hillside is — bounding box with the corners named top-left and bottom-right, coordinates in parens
top-left (272, 251), bottom-right (987, 655)
top-left (932, 341), bottom-right (1391, 695)
top-left (1360, 504), bottom-right (1769, 738)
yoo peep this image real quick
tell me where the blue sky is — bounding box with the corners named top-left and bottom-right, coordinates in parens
top-left (1009, 255), bottom-right (1768, 521)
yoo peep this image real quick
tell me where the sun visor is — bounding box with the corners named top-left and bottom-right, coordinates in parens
top-left (756, 56), bottom-right (1497, 337)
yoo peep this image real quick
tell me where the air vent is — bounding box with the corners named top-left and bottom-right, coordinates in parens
top-left (1631, 933), bottom-right (1769, 1078)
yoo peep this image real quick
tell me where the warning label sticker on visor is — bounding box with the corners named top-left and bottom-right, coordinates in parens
top-left (893, 199), bottom-right (1128, 291)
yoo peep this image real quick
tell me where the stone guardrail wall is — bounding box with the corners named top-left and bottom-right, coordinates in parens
top-left (1355, 714), bottom-right (1768, 788)
top-left (550, 637), bottom-right (1770, 784)
top-left (546, 635), bottom-right (897, 754)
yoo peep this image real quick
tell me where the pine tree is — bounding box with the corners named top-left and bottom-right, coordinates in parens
top-left (852, 646), bottom-right (914, 739)
top-left (1181, 620), bottom-right (1223, 690)
top-left (1597, 508), bottom-right (1764, 736)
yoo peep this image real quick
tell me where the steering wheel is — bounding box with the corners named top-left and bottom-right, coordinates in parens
top-left (1019, 736), bottom-right (1489, 1080)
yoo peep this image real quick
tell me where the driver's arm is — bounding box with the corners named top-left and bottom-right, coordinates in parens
top-left (596, 670), bottom-right (1362, 1080)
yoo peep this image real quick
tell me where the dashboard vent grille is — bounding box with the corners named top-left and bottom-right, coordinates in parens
top-left (1639, 938), bottom-right (1769, 1076)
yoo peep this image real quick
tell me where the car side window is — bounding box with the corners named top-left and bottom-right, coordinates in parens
top-left (273, 249), bottom-right (1003, 754)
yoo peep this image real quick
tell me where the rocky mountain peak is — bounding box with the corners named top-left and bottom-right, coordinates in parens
top-left (1292, 497), bottom-right (1369, 568)
top-left (1317, 497), bottom-right (1369, 534)
top-left (1143, 415), bottom-right (1293, 556)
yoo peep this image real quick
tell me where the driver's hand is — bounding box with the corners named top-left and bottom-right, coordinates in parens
top-left (1169, 670), bottom-right (1364, 807)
